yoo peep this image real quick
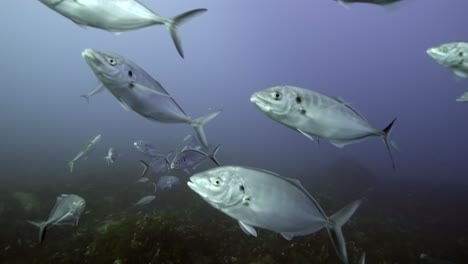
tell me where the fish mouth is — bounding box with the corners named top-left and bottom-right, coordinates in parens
top-left (426, 48), bottom-right (440, 59)
top-left (250, 93), bottom-right (271, 112)
top-left (82, 49), bottom-right (104, 68)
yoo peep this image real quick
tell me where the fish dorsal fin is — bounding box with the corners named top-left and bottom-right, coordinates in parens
top-left (48, 195), bottom-right (66, 220)
top-left (283, 177), bottom-right (329, 219)
top-left (249, 167), bottom-right (281, 177)
top-left (238, 221), bottom-right (257, 237)
top-left (330, 96), bottom-right (367, 121)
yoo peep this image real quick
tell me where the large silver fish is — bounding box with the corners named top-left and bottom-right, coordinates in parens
top-left (427, 42), bottom-right (468, 78)
top-left (250, 86), bottom-right (397, 169)
top-left (187, 166), bottom-right (361, 264)
top-left (38, 0), bottom-right (206, 58)
top-left (82, 49), bottom-right (220, 148)
top-left (27, 194), bottom-right (86, 243)
top-left (67, 134), bottom-right (102, 172)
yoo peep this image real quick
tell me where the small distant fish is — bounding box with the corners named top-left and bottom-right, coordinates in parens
top-left (38, 0), bottom-right (207, 58)
top-left (67, 134), bottom-right (101, 172)
top-left (336, 0), bottom-right (403, 8)
top-left (456, 91), bottom-right (468, 103)
top-left (133, 195), bottom-right (156, 207)
top-left (250, 86), bottom-right (397, 169)
top-left (139, 152), bottom-right (172, 177)
top-left (171, 144), bottom-right (221, 170)
top-left (27, 194), bottom-right (86, 243)
top-left (104, 147), bottom-right (118, 165)
top-left (187, 166), bottom-right (361, 264)
top-left (133, 141), bottom-right (162, 158)
top-left (427, 42), bottom-right (468, 78)
top-left (157, 176), bottom-right (180, 190)
top-left (420, 253), bottom-right (457, 264)
top-left (80, 83), bottom-right (104, 103)
top-left (82, 49), bottom-right (221, 148)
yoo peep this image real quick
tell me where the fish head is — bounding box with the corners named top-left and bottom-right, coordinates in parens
top-left (69, 196), bottom-right (86, 217)
top-left (82, 49), bottom-right (131, 88)
top-left (133, 140), bottom-right (145, 151)
top-left (188, 166), bottom-right (245, 209)
top-left (426, 43), bottom-right (465, 68)
top-left (250, 86), bottom-right (297, 118)
top-left (92, 134), bottom-right (102, 144)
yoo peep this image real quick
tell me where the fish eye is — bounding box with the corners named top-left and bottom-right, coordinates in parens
top-left (239, 185), bottom-right (244, 191)
top-left (271, 91), bottom-right (282, 101)
top-left (212, 177), bottom-right (222, 186)
top-left (128, 70), bottom-right (133, 77)
top-left (459, 52), bottom-right (464, 57)
top-left (296, 96), bottom-right (302, 104)
top-left (106, 57), bottom-right (117, 66)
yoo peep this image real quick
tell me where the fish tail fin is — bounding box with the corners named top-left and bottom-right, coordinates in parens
top-left (67, 161), bottom-right (74, 173)
top-left (189, 110), bottom-right (221, 148)
top-left (209, 144), bottom-right (221, 166)
top-left (381, 118), bottom-right (397, 170)
top-left (139, 160), bottom-right (150, 177)
top-left (80, 94), bottom-right (90, 104)
top-left (359, 252), bottom-right (366, 264)
top-left (165, 8), bottom-right (208, 58)
top-left (326, 200), bottom-right (362, 264)
top-left (27, 220), bottom-right (49, 243)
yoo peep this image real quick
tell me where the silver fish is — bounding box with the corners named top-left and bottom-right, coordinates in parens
top-left (187, 166), bottom-right (361, 264)
top-left (134, 140), bottom-right (162, 158)
top-left (157, 176), bottom-right (180, 190)
top-left (27, 194), bottom-right (86, 243)
top-left (104, 147), bottom-right (118, 165)
top-left (80, 83), bottom-right (104, 103)
top-left (139, 152), bottom-right (172, 177)
top-left (427, 42), bottom-right (468, 78)
top-left (456, 91), bottom-right (468, 103)
top-left (67, 134), bottom-right (102, 172)
top-left (82, 49), bottom-right (220, 148)
top-left (38, 0), bottom-right (207, 58)
top-left (171, 144), bottom-right (221, 170)
top-left (133, 195), bottom-right (156, 206)
top-left (250, 86), bottom-right (397, 169)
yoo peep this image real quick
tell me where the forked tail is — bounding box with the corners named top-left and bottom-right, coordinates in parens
top-left (381, 118), bottom-right (397, 170)
top-left (326, 200), bottom-right (362, 264)
top-left (164, 9), bottom-right (208, 58)
top-left (189, 110), bottom-right (221, 148)
top-left (27, 220), bottom-right (49, 244)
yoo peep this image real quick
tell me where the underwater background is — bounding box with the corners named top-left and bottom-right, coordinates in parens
top-left (1, 0), bottom-right (468, 263)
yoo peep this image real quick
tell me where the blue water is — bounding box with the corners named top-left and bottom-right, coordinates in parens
top-left (0, 0), bottom-right (467, 263)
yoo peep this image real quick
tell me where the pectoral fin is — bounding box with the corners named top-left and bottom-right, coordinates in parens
top-left (297, 129), bottom-right (316, 141)
top-left (129, 82), bottom-right (172, 97)
top-left (238, 221), bottom-right (257, 237)
top-left (118, 100), bottom-right (131, 111)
